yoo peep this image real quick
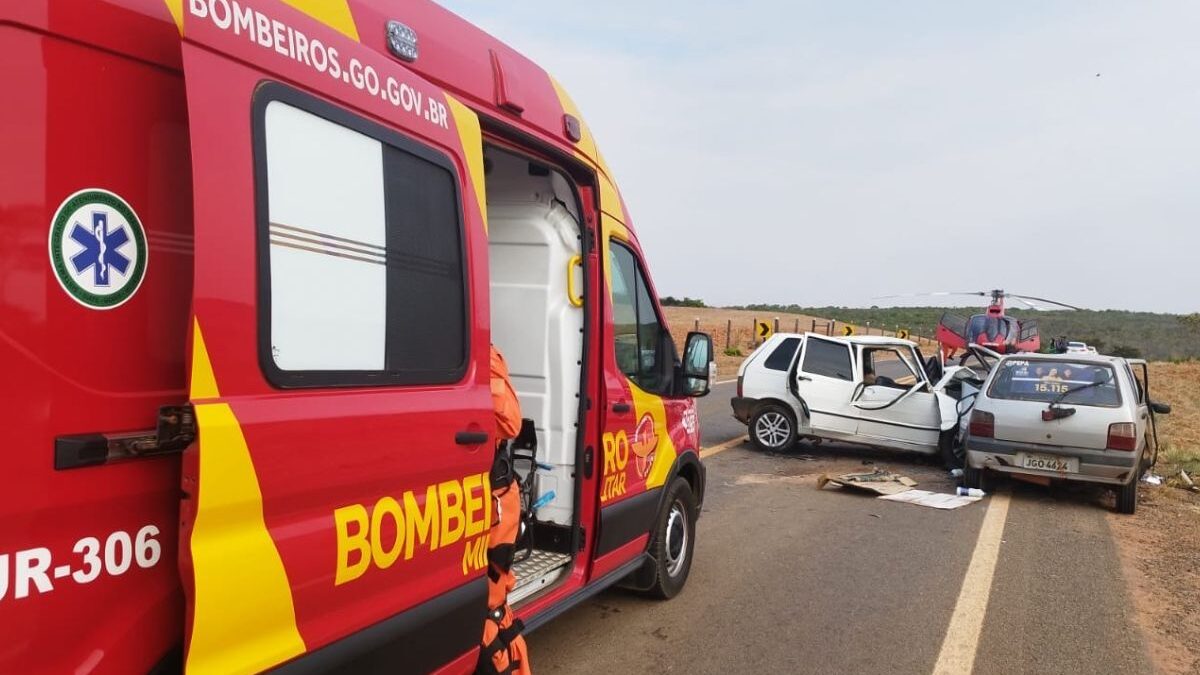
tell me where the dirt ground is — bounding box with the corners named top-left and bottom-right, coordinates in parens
top-left (661, 306), bottom-right (941, 378)
top-left (1109, 361), bottom-right (1200, 675)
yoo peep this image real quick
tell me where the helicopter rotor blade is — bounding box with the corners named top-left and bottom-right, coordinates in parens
top-left (1007, 296), bottom-right (1042, 310)
top-left (872, 291), bottom-right (988, 300)
top-left (1007, 294), bottom-right (1082, 311)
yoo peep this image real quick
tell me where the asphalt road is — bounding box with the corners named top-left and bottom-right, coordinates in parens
top-left (526, 381), bottom-right (1149, 674)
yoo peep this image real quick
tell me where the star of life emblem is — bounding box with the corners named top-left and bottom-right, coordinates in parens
top-left (48, 189), bottom-right (148, 309)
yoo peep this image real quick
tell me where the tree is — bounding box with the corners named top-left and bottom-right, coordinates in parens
top-left (1110, 344), bottom-right (1142, 358)
top-left (660, 296), bottom-right (706, 308)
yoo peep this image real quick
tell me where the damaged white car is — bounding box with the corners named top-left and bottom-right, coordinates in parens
top-left (732, 333), bottom-right (996, 468)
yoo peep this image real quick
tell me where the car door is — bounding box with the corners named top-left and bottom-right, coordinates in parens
top-left (594, 230), bottom-right (689, 575)
top-left (1126, 360), bottom-right (1153, 463)
top-left (852, 345), bottom-right (941, 450)
top-left (792, 336), bottom-right (859, 436)
top-left (177, 9), bottom-right (493, 673)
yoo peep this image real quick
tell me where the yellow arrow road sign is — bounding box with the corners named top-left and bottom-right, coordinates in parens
top-left (842, 325), bottom-right (855, 336)
top-left (897, 329), bottom-right (910, 340)
top-left (756, 320), bottom-right (774, 340)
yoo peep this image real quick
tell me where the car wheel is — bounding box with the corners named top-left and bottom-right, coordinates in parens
top-left (938, 428), bottom-right (964, 469)
top-left (645, 477), bottom-right (697, 600)
top-left (750, 404), bottom-right (796, 452)
top-left (962, 466), bottom-right (988, 491)
top-left (1116, 477), bottom-right (1138, 515)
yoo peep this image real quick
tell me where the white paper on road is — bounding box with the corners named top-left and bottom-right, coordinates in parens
top-left (877, 489), bottom-right (982, 510)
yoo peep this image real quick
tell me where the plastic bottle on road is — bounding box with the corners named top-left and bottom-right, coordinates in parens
top-left (956, 486), bottom-right (986, 498)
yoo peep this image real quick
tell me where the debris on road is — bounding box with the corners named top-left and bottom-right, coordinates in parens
top-left (878, 489), bottom-right (984, 510)
top-left (1180, 470), bottom-right (1199, 492)
top-left (949, 468), bottom-right (964, 478)
top-left (956, 487), bottom-right (986, 498)
top-left (1141, 473), bottom-right (1164, 486)
top-left (817, 469), bottom-right (916, 496)
top-left (736, 474), bottom-right (808, 487)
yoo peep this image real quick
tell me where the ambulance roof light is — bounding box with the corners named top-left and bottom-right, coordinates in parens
top-left (386, 21), bottom-right (419, 62)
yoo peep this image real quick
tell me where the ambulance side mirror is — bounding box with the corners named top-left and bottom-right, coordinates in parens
top-left (680, 332), bottom-right (713, 397)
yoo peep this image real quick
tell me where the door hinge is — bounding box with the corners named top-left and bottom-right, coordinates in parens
top-left (55, 405), bottom-right (197, 470)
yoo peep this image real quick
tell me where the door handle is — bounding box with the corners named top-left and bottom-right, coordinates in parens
top-left (612, 402), bottom-right (631, 414)
top-left (455, 430), bottom-right (489, 446)
top-left (797, 375), bottom-right (812, 382)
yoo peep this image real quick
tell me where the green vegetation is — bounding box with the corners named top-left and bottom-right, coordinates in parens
top-left (731, 305), bottom-right (1200, 361)
top-left (661, 296), bottom-right (707, 308)
top-left (723, 347), bottom-right (743, 357)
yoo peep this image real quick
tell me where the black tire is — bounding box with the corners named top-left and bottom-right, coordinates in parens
top-left (645, 477), bottom-right (698, 600)
top-left (749, 404), bottom-right (797, 452)
top-left (939, 428), bottom-right (964, 469)
top-left (1116, 477), bottom-right (1138, 515)
top-left (962, 466), bottom-right (988, 491)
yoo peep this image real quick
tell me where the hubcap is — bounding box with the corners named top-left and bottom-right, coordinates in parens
top-left (664, 500), bottom-right (689, 577)
top-left (755, 411), bottom-right (791, 448)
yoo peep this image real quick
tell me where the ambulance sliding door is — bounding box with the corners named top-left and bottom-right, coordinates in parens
top-left (177, 5), bottom-right (493, 673)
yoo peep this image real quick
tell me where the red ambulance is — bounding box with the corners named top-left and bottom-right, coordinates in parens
top-left (0, 1), bottom-right (714, 672)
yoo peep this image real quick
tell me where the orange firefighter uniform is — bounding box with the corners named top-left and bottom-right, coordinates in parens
top-left (480, 345), bottom-right (532, 675)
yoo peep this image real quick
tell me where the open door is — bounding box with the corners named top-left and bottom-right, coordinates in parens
top-left (177, 7), bottom-right (494, 673)
top-left (791, 336), bottom-right (859, 436)
top-left (851, 344), bottom-right (941, 450)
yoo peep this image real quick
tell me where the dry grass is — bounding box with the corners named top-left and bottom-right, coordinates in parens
top-left (662, 306), bottom-right (941, 378)
top-left (1109, 361), bottom-right (1200, 675)
top-left (1148, 361), bottom-right (1200, 482)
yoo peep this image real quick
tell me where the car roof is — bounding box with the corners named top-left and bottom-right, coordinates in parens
top-left (767, 332), bottom-right (918, 347)
top-left (1000, 352), bottom-right (1125, 365)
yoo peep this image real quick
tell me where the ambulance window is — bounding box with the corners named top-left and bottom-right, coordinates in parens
top-left (610, 242), bottom-right (673, 394)
top-left (256, 88), bottom-right (467, 387)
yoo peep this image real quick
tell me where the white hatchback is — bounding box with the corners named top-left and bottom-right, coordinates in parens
top-left (964, 353), bottom-right (1170, 513)
top-left (732, 333), bottom-right (991, 467)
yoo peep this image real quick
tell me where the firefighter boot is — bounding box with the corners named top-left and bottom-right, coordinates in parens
top-left (477, 479), bottom-right (531, 674)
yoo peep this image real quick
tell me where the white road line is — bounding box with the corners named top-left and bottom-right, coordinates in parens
top-left (932, 491), bottom-right (1012, 675)
top-left (714, 378), bottom-right (738, 386)
top-left (700, 436), bottom-right (747, 459)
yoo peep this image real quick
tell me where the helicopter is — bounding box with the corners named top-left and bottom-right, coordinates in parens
top-left (877, 290), bottom-right (1081, 356)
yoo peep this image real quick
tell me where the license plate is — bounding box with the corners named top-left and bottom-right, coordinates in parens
top-left (1018, 452), bottom-right (1078, 473)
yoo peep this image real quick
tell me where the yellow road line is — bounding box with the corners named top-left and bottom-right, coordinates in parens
top-left (700, 436), bottom-right (747, 459)
top-left (932, 491), bottom-right (1012, 675)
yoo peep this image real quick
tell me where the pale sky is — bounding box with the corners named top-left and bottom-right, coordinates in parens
top-left (440, 1), bottom-right (1200, 313)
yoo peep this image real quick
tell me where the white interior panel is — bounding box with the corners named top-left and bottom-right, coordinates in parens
top-left (264, 101), bottom-right (387, 371)
top-left (487, 149), bottom-right (583, 526)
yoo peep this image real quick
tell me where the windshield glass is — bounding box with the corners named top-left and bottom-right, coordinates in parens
top-left (988, 359), bottom-right (1121, 407)
top-left (967, 315), bottom-right (1017, 343)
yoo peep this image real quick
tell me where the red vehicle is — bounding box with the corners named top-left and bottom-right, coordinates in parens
top-left (0, 2), bottom-right (713, 672)
top-left (932, 290), bottom-right (1080, 356)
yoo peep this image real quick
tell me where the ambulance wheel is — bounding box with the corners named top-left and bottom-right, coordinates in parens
top-left (750, 404), bottom-right (796, 452)
top-left (646, 477), bottom-right (697, 600)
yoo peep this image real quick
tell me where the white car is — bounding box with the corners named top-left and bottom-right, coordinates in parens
top-left (964, 353), bottom-right (1170, 513)
top-left (732, 333), bottom-right (992, 467)
top-left (1064, 341), bottom-right (1097, 354)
